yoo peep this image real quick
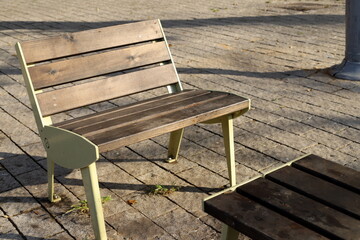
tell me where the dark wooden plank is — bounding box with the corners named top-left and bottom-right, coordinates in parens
top-left (93, 93), bottom-right (249, 152)
top-left (292, 154), bottom-right (360, 194)
top-left (37, 64), bottom-right (177, 116)
top-left (30, 41), bottom-right (170, 90)
top-left (204, 191), bottom-right (328, 240)
top-left (86, 91), bottom-right (236, 139)
top-left (56, 90), bottom-right (209, 130)
top-left (238, 178), bottom-right (360, 240)
top-left (21, 20), bottom-right (163, 64)
top-left (267, 166), bottom-right (360, 219)
top-left (90, 92), bottom-right (246, 143)
top-left (71, 91), bottom-right (221, 135)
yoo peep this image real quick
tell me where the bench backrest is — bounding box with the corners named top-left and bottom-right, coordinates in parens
top-left (16, 19), bottom-right (182, 130)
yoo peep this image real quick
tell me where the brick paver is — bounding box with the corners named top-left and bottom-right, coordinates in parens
top-left (0, 0), bottom-right (359, 239)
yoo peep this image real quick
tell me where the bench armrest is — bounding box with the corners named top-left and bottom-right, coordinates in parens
top-left (43, 126), bottom-right (99, 169)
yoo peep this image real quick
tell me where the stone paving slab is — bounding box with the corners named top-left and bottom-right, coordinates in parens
top-left (0, 0), bottom-right (359, 239)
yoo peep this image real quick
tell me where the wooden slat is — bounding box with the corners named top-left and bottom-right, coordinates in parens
top-left (56, 90), bottom-right (209, 130)
top-left (267, 166), bottom-right (360, 219)
top-left (29, 41), bottom-right (170, 90)
top-left (292, 154), bottom-right (360, 194)
top-left (37, 64), bottom-right (177, 116)
top-left (204, 192), bottom-right (328, 240)
top-left (21, 20), bottom-right (163, 64)
top-left (68, 91), bottom-right (215, 135)
top-left (77, 91), bottom-right (227, 136)
top-left (89, 92), bottom-right (241, 145)
top-left (238, 178), bottom-right (360, 239)
top-left (91, 93), bottom-right (249, 152)
top-left (88, 92), bottom-right (236, 143)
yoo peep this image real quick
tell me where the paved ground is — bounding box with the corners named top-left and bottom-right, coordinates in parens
top-left (0, 0), bottom-right (359, 239)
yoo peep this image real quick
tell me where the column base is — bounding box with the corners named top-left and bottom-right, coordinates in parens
top-left (330, 59), bottom-right (360, 81)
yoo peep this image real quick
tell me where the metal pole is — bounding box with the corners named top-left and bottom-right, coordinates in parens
top-left (331, 0), bottom-right (360, 81)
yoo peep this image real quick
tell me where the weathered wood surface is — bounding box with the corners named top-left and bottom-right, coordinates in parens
top-left (37, 64), bottom-right (177, 116)
top-left (204, 155), bottom-right (360, 240)
top-left (54, 90), bottom-right (205, 129)
top-left (55, 90), bottom-right (249, 152)
top-left (204, 192), bottom-right (327, 240)
top-left (30, 41), bottom-right (170, 90)
top-left (21, 20), bottom-right (163, 64)
top-left (238, 178), bottom-right (360, 239)
top-left (292, 154), bottom-right (360, 194)
top-left (267, 166), bottom-right (360, 219)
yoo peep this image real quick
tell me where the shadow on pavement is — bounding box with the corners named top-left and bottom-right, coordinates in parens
top-left (0, 14), bottom-right (344, 32)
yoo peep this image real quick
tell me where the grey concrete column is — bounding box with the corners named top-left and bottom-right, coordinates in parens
top-left (331, 0), bottom-right (360, 81)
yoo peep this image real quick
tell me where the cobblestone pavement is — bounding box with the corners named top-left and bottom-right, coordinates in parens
top-left (0, 0), bottom-right (359, 239)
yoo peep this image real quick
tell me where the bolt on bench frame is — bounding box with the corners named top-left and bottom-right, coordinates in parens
top-left (15, 19), bottom-right (250, 240)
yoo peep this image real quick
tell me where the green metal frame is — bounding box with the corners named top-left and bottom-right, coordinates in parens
top-left (166, 113), bottom-right (244, 187)
top-left (16, 43), bottom-right (60, 203)
top-left (221, 225), bottom-right (239, 240)
top-left (43, 126), bottom-right (99, 169)
top-left (221, 115), bottom-right (236, 187)
top-left (167, 128), bottom-right (184, 163)
top-left (16, 42), bottom-right (106, 239)
top-left (81, 163), bottom-right (107, 240)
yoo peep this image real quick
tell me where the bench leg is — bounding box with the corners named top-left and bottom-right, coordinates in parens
top-left (221, 115), bottom-right (236, 187)
top-left (81, 163), bottom-right (107, 240)
top-left (167, 128), bottom-right (184, 163)
top-left (221, 224), bottom-right (239, 240)
top-left (47, 158), bottom-right (61, 202)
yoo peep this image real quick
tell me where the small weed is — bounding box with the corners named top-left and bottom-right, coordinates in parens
top-left (65, 196), bottom-right (112, 215)
top-left (65, 199), bottom-right (89, 214)
top-left (210, 7), bottom-right (227, 12)
top-left (101, 195), bottom-right (112, 204)
top-left (148, 184), bottom-right (180, 196)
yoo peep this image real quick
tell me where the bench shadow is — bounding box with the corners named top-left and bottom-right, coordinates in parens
top-left (62, 177), bottom-right (219, 194)
top-left (177, 67), bottom-right (315, 78)
top-left (179, 66), bottom-right (360, 97)
top-left (0, 14), bottom-right (344, 33)
top-left (0, 233), bottom-right (59, 240)
top-left (0, 153), bottom-right (220, 202)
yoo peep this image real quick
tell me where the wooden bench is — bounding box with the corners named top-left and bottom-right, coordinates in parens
top-left (15, 19), bottom-right (250, 240)
top-left (204, 154), bottom-right (360, 240)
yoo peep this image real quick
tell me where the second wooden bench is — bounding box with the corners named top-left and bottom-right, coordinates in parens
top-left (204, 154), bottom-right (360, 240)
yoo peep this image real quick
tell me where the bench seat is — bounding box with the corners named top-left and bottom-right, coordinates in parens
top-left (204, 154), bottom-right (360, 240)
top-left (54, 90), bottom-right (249, 152)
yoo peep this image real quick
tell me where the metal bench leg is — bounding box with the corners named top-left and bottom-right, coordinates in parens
top-left (167, 128), bottom-right (184, 163)
top-left (81, 162), bottom-right (107, 240)
top-left (221, 224), bottom-right (239, 240)
top-left (222, 115), bottom-right (236, 187)
top-left (47, 158), bottom-right (61, 202)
